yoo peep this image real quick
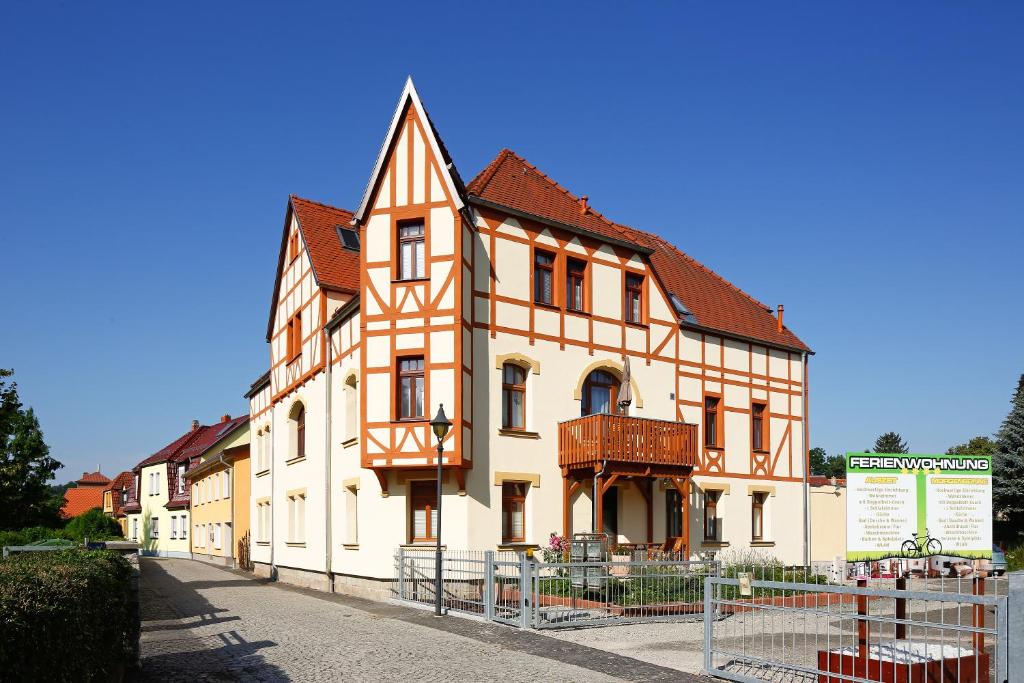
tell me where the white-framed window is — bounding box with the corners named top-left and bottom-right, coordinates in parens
top-left (177, 464), bottom-right (185, 495)
top-left (214, 523), bottom-right (222, 550)
top-left (344, 484), bottom-right (358, 544)
top-left (223, 470), bottom-right (231, 499)
top-left (287, 492), bottom-right (306, 543)
top-left (194, 525), bottom-right (200, 545)
top-left (256, 501), bottom-right (271, 543)
top-left (181, 519), bottom-right (187, 540)
top-left (170, 516), bottom-right (178, 539)
top-left (132, 518), bottom-right (138, 541)
top-left (150, 517), bottom-right (159, 539)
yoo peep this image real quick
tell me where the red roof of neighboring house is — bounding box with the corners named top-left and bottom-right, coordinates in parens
top-left (466, 149), bottom-right (810, 352)
top-left (103, 470), bottom-right (134, 517)
top-left (76, 470), bottom-right (111, 487)
top-left (809, 475), bottom-right (847, 487)
top-left (127, 415), bottom-right (247, 510)
top-left (60, 486), bottom-right (104, 519)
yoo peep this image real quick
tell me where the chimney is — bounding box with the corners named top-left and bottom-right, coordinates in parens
top-left (221, 414), bottom-right (231, 423)
top-left (776, 304), bottom-right (784, 332)
top-left (191, 419), bottom-right (200, 431)
top-left (579, 196), bottom-right (589, 215)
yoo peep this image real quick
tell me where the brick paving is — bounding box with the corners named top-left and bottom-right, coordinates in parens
top-left (137, 558), bottom-right (703, 682)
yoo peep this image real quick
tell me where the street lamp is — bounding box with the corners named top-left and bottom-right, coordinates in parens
top-left (430, 403), bottom-right (452, 616)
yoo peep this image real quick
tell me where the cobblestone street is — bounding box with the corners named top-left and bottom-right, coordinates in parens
top-left (138, 558), bottom-right (700, 682)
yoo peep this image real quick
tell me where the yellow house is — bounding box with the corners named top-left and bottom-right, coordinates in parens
top-left (810, 475), bottom-right (847, 573)
top-left (187, 417), bottom-right (251, 567)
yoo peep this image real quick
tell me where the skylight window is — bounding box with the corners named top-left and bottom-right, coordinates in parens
top-left (670, 294), bottom-right (697, 323)
top-left (337, 226), bottom-right (360, 251)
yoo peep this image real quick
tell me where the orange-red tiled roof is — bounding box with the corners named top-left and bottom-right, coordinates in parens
top-left (60, 486), bottom-right (104, 519)
top-left (76, 470), bottom-right (111, 486)
top-left (290, 196), bottom-right (359, 293)
top-left (467, 149), bottom-right (810, 352)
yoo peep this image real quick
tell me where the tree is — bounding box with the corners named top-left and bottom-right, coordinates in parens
top-left (993, 374), bottom-right (1024, 543)
top-left (873, 432), bottom-right (909, 454)
top-left (946, 436), bottom-right (997, 456)
top-left (809, 446), bottom-right (846, 478)
top-left (0, 369), bottom-right (63, 529)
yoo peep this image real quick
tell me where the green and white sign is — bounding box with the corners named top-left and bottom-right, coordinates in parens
top-left (845, 453), bottom-right (992, 562)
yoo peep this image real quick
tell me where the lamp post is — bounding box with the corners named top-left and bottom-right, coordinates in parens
top-left (430, 404), bottom-right (452, 616)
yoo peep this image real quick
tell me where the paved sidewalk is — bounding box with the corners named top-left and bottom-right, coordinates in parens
top-left (137, 558), bottom-right (702, 682)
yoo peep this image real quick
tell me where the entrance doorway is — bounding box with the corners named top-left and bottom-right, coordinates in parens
top-left (602, 487), bottom-right (618, 540)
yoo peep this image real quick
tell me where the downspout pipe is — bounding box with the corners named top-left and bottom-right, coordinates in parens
top-left (324, 324), bottom-right (334, 591)
top-left (592, 459), bottom-right (607, 535)
top-left (802, 351), bottom-right (810, 568)
top-left (270, 403), bottom-right (277, 581)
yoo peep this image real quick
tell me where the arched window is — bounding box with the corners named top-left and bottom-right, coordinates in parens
top-left (501, 363), bottom-right (527, 430)
top-left (290, 403), bottom-right (305, 461)
top-left (582, 369), bottom-right (620, 416)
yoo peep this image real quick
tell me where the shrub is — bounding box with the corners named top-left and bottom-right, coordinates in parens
top-left (0, 526), bottom-right (64, 548)
top-left (63, 508), bottom-right (123, 542)
top-left (1006, 545), bottom-right (1024, 572)
top-left (0, 549), bottom-right (134, 681)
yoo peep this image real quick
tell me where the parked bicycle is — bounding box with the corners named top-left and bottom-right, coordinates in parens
top-left (901, 529), bottom-right (942, 557)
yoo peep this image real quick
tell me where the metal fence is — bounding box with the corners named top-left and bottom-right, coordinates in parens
top-left (704, 574), bottom-right (1008, 683)
top-left (393, 547), bottom-right (717, 629)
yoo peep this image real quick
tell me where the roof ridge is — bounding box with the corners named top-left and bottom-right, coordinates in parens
top-left (496, 149), bottom-right (637, 243)
top-left (290, 194), bottom-right (354, 216)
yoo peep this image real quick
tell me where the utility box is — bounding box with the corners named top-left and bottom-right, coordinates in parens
top-left (569, 533), bottom-right (607, 591)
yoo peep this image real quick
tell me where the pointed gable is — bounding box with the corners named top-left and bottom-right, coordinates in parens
top-left (265, 196), bottom-right (358, 341)
top-left (467, 149), bottom-right (810, 352)
top-left (353, 77), bottom-right (466, 224)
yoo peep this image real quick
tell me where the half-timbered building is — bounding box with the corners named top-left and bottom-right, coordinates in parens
top-left (248, 79), bottom-right (812, 593)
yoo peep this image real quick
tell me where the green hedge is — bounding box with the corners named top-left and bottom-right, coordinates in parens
top-left (0, 509), bottom-right (124, 549)
top-left (0, 549), bottom-right (135, 681)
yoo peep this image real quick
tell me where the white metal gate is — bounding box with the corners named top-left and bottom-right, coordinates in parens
top-left (703, 575), bottom-right (1008, 683)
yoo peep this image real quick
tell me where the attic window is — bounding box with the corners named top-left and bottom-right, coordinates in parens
top-left (669, 294), bottom-right (697, 324)
top-left (337, 226), bottom-right (360, 251)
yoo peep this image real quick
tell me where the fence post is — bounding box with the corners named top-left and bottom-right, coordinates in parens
top-left (519, 552), bottom-right (530, 629)
top-left (397, 547), bottom-right (406, 601)
top-left (484, 550), bottom-right (494, 621)
top-left (1007, 570), bottom-right (1023, 681)
top-left (703, 575), bottom-right (713, 674)
top-left (895, 576), bottom-right (906, 640)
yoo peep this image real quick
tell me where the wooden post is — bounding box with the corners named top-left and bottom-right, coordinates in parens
top-left (857, 577), bottom-right (869, 665)
top-left (973, 575), bottom-right (985, 653)
top-left (680, 477), bottom-right (691, 560)
top-left (595, 473), bottom-right (604, 537)
top-left (895, 576), bottom-right (907, 639)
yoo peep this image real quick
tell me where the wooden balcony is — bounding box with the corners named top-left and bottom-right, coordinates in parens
top-left (558, 413), bottom-right (698, 475)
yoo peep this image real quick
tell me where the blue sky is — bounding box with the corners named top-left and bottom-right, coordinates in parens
top-left (1, 2), bottom-right (1021, 482)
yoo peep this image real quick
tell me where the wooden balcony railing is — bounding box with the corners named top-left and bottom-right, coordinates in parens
top-left (558, 413), bottom-right (698, 472)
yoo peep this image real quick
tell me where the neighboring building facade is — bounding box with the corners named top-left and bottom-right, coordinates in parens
top-left (249, 79), bottom-right (812, 593)
top-left (186, 416), bottom-right (251, 566)
top-left (102, 470), bottom-right (134, 535)
top-left (61, 470), bottom-right (111, 519)
top-left (809, 475), bottom-right (846, 566)
top-left (123, 416), bottom-right (246, 556)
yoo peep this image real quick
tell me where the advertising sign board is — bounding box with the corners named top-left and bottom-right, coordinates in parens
top-left (845, 453), bottom-right (991, 562)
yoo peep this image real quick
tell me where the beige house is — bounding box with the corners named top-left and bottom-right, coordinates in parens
top-left (249, 79), bottom-right (812, 594)
top-left (809, 475), bottom-right (846, 569)
top-left (187, 417), bottom-right (251, 567)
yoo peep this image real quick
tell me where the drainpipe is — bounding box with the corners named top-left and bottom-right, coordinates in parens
top-left (592, 459), bottom-right (607, 534)
top-left (802, 351), bottom-right (810, 568)
top-left (270, 399), bottom-right (277, 581)
top-left (324, 324), bottom-right (334, 591)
